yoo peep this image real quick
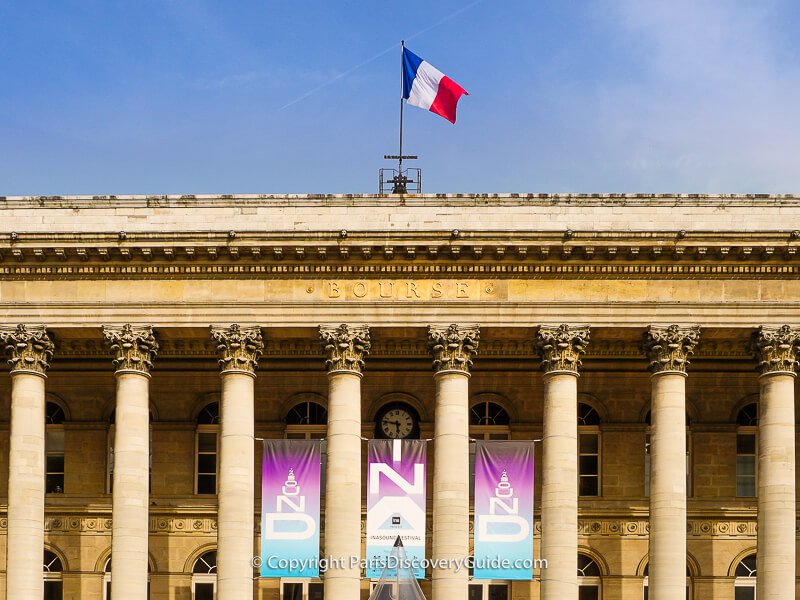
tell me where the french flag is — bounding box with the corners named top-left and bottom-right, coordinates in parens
top-left (402, 47), bottom-right (468, 124)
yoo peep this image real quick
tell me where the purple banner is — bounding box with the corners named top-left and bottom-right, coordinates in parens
top-left (260, 440), bottom-right (321, 578)
top-left (473, 440), bottom-right (535, 580)
top-left (367, 439), bottom-right (427, 578)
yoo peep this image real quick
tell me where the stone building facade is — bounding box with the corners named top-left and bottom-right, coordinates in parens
top-left (0, 193), bottom-right (798, 600)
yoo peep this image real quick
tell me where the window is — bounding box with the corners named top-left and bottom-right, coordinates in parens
top-left (192, 551), bottom-right (217, 600)
top-left (469, 400), bottom-right (511, 496)
top-left (46, 402), bottom-right (65, 494)
top-left (736, 404), bottom-right (758, 498)
top-left (44, 549), bottom-right (63, 600)
top-left (104, 556), bottom-right (151, 599)
top-left (196, 402), bottom-right (220, 495)
top-left (107, 410), bottom-right (153, 494)
top-left (734, 554), bottom-right (756, 600)
top-left (644, 411), bottom-right (692, 497)
top-left (282, 579), bottom-right (324, 599)
top-left (578, 403), bottom-right (601, 497)
top-left (577, 553), bottom-right (602, 599)
top-left (285, 401), bottom-right (327, 440)
top-left (642, 563), bottom-right (691, 599)
top-left (467, 581), bottom-right (509, 600)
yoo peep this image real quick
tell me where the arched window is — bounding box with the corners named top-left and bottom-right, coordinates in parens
top-left (578, 403), bottom-right (601, 497)
top-left (285, 401), bottom-right (327, 440)
top-left (642, 562), bottom-right (692, 599)
top-left (104, 556), bottom-right (151, 599)
top-left (736, 404), bottom-right (758, 497)
top-left (470, 400), bottom-right (510, 441)
top-left (192, 551), bottom-right (217, 600)
top-left (577, 553), bottom-right (601, 599)
top-left (107, 409), bottom-right (153, 494)
top-left (196, 402), bottom-right (219, 494)
top-left (734, 553), bottom-right (756, 600)
top-left (644, 410), bottom-right (692, 497)
top-left (46, 402), bottom-right (65, 494)
top-left (44, 549), bottom-right (63, 600)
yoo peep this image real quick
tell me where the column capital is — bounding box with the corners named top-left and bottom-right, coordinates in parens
top-left (427, 324), bottom-right (480, 375)
top-left (210, 324), bottom-right (264, 375)
top-left (0, 324), bottom-right (54, 376)
top-left (102, 324), bottom-right (158, 375)
top-left (534, 324), bottom-right (590, 375)
top-left (750, 325), bottom-right (800, 375)
top-left (319, 324), bottom-right (371, 375)
top-left (642, 324), bottom-right (700, 374)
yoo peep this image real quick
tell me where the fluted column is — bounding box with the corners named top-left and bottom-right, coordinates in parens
top-left (320, 324), bottom-right (371, 600)
top-left (751, 325), bottom-right (799, 600)
top-left (103, 324), bottom-right (158, 600)
top-left (535, 324), bottom-right (589, 600)
top-left (427, 324), bottom-right (479, 600)
top-left (0, 325), bottom-right (54, 600)
top-left (211, 324), bottom-right (264, 600)
top-left (642, 324), bottom-right (699, 600)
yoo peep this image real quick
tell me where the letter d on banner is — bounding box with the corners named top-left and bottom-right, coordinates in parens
top-left (473, 440), bottom-right (535, 580)
top-left (260, 440), bottom-right (321, 577)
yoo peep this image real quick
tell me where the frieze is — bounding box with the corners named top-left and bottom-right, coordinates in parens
top-left (3, 261), bottom-right (800, 280)
top-left (0, 515), bottom-right (769, 539)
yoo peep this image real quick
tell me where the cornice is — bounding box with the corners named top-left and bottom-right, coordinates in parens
top-left (4, 192), bottom-right (800, 207)
top-left (0, 228), bottom-right (798, 276)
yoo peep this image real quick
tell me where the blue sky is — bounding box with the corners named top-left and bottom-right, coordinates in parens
top-left (3, 0), bottom-right (800, 194)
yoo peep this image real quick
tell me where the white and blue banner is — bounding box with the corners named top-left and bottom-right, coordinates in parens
top-left (473, 441), bottom-right (535, 580)
top-left (366, 439), bottom-right (427, 579)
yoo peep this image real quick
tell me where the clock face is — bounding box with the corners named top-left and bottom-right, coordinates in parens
top-left (380, 407), bottom-right (415, 439)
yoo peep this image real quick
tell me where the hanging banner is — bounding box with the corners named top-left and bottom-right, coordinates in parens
top-left (473, 440), bottom-right (535, 580)
top-left (260, 439), bottom-right (321, 578)
top-left (366, 439), bottom-right (427, 579)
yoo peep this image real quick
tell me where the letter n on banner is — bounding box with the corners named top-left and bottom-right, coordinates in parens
top-left (260, 440), bottom-right (321, 577)
top-left (367, 439), bottom-right (427, 578)
top-left (473, 440), bottom-right (534, 579)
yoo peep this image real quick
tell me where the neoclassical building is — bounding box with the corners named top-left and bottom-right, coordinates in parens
top-left (0, 193), bottom-right (798, 600)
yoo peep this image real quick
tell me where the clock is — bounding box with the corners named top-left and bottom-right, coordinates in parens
top-left (376, 404), bottom-right (418, 439)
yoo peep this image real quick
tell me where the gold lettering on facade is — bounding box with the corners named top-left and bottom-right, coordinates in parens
top-left (406, 282), bottom-right (420, 298)
top-left (320, 280), bottom-right (498, 300)
top-left (379, 282), bottom-right (394, 298)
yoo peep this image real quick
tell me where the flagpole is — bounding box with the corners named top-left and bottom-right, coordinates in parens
top-left (398, 40), bottom-right (405, 178)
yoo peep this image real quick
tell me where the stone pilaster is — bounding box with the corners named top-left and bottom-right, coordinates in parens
top-left (535, 324), bottom-right (589, 600)
top-left (211, 324), bottom-right (263, 600)
top-left (103, 324), bottom-right (158, 600)
top-left (428, 324), bottom-right (479, 600)
top-left (642, 324), bottom-right (699, 600)
top-left (0, 325), bottom-right (54, 600)
top-left (751, 325), bottom-right (800, 600)
top-left (320, 324), bottom-right (370, 600)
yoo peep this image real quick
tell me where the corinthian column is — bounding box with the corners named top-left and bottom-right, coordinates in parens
top-left (535, 324), bottom-right (589, 600)
top-left (642, 324), bottom-right (699, 600)
top-left (319, 324), bottom-right (370, 600)
top-left (427, 324), bottom-right (479, 600)
top-left (0, 325), bottom-right (54, 600)
top-left (751, 325), bottom-right (799, 600)
top-left (103, 324), bottom-right (158, 600)
top-left (210, 325), bottom-right (263, 600)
